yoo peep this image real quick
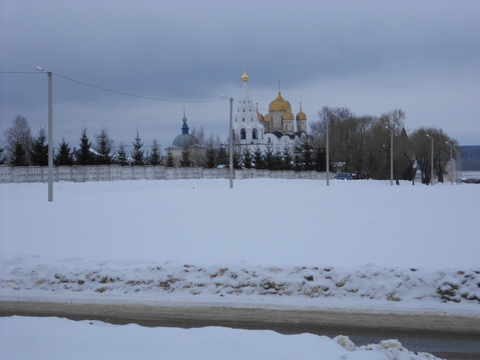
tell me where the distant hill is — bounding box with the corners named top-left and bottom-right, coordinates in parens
top-left (459, 145), bottom-right (480, 170)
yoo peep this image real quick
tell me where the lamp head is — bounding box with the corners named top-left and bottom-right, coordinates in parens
top-left (35, 66), bottom-right (44, 72)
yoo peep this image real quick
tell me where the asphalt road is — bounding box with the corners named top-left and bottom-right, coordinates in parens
top-left (1, 301), bottom-right (479, 359)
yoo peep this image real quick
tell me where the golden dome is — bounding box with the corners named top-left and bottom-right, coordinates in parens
top-left (241, 69), bottom-right (249, 82)
top-left (255, 103), bottom-right (264, 121)
top-left (283, 109), bottom-right (294, 120)
top-left (296, 111), bottom-right (307, 121)
top-left (257, 110), bottom-right (264, 121)
top-left (296, 108), bottom-right (307, 121)
top-left (264, 114), bottom-right (271, 122)
top-left (269, 92), bottom-right (291, 112)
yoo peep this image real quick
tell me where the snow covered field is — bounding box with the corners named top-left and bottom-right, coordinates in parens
top-left (1, 178), bottom-right (479, 359)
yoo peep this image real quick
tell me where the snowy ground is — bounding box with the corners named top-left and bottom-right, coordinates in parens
top-left (0, 316), bottom-right (445, 360)
top-left (1, 178), bottom-right (479, 359)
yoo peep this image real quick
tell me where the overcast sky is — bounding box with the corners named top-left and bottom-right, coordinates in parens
top-left (1, 0), bottom-right (479, 153)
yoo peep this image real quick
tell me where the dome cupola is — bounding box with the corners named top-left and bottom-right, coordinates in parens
top-left (283, 109), bottom-right (294, 120)
top-left (296, 102), bottom-right (307, 121)
top-left (241, 69), bottom-right (249, 82)
top-left (171, 109), bottom-right (199, 148)
top-left (269, 92), bottom-right (291, 112)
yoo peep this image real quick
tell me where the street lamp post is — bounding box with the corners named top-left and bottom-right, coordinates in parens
top-left (385, 126), bottom-right (393, 186)
top-left (221, 95), bottom-right (234, 189)
top-left (36, 66), bottom-right (53, 201)
top-left (445, 141), bottom-right (454, 185)
top-left (326, 118), bottom-right (329, 186)
top-left (426, 134), bottom-right (434, 186)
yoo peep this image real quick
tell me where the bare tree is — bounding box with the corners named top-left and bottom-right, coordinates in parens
top-left (4, 115), bottom-right (33, 164)
top-left (203, 134), bottom-right (216, 168)
top-left (411, 127), bottom-right (433, 184)
top-left (411, 126), bottom-right (458, 184)
top-left (190, 126), bottom-right (205, 147)
top-left (380, 109), bottom-right (405, 131)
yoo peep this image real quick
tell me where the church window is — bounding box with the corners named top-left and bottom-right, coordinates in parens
top-left (242, 117), bottom-right (245, 122)
top-left (252, 129), bottom-right (258, 139)
top-left (241, 129), bottom-right (246, 140)
top-left (243, 109), bottom-right (245, 112)
top-left (232, 130), bottom-right (235, 140)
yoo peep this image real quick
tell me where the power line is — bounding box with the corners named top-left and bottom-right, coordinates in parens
top-left (1, 71), bottom-right (225, 103)
top-left (0, 71), bottom-right (40, 74)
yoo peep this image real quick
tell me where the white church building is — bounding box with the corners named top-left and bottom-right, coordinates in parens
top-left (232, 69), bottom-right (308, 153)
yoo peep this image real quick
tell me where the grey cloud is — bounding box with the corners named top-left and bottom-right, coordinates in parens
top-left (1, 0), bottom-right (479, 148)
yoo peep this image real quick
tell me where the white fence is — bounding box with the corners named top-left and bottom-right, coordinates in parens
top-left (0, 165), bottom-right (326, 183)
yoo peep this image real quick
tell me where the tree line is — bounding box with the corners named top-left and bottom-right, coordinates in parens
top-left (0, 115), bottom-right (162, 167)
top-left (310, 107), bottom-right (459, 184)
top-left (1, 111), bottom-right (460, 185)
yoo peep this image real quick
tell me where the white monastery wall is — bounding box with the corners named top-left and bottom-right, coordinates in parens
top-left (0, 165), bottom-right (327, 183)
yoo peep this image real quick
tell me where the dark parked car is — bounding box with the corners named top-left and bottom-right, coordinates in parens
top-left (334, 172), bottom-right (353, 180)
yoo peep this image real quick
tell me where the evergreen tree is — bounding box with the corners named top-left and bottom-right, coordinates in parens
top-left (116, 141), bottom-right (129, 165)
top-left (233, 149), bottom-right (242, 169)
top-left (313, 145), bottom-right (326, 172)
top-left (242, 148), bottom-right (253, 169)
top-left (131, 130), bottom-right (144, 165)
top-left (272, 149), bottom-right (283, 170)
top-left (55, 137), bottom-right (74, 165)
top-left (150, 138), bottom-right (162, 165)
top-left (149, 138), bottom-right (162, 165)
top-left (253, 146), bottom-right (264, 169)
top-left (301, 140), bottom-right (314, 171)
top-left (166, 149), bottom-right (175, 167)
top-left (282, 146), bottom-right (292, 170)
top-left (76, 127), bottom-right (94, 165)
top-left (204, 145), bottom-right (216, 168)
top-left (95, 127), bottom-right (113, 165)
top-left (215, 144), bottom-right (228, 167)
top-left (293, 147), bottom-right (302, 172)
top-left (30, 128), bottom-right (48, 166)
top-left (10, 142), bottom-right (28, 166)
top-left (264, 144), bottom-right (274, 170)
top-left (0, 146), bottom-right (6, 165)
top-left (180, 147), bottom-right (191, 167)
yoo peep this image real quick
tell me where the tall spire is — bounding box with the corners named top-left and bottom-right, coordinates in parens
top-left (181, 108), bottom-right (189, 135)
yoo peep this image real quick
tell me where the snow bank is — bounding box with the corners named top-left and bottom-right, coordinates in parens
top-left (1, 257), bottom-right (479, 310)
top-left (0, 316), bottom-right (444, 360)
